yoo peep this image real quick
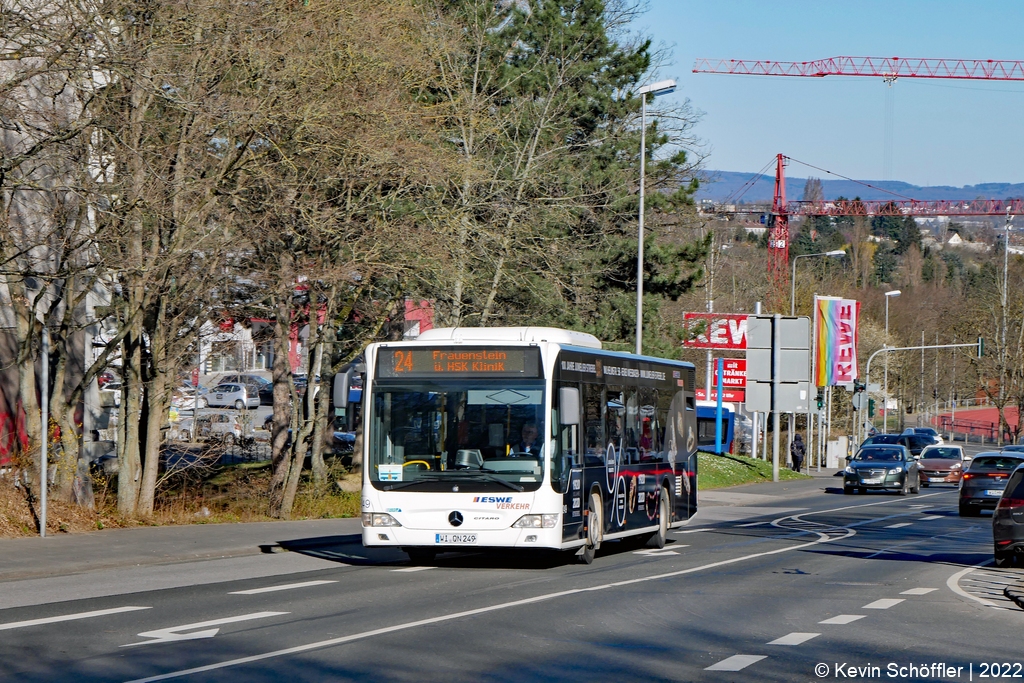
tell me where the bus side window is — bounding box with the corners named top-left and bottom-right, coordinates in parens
top-left (583, 382), bottom-right (603, 466)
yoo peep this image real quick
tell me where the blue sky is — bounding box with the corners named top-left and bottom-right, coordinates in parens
top-left (632, 1), bottom-right (1024, 187)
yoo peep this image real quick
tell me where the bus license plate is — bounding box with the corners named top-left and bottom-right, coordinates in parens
top-left (435, 533), bottom-right (477, 545)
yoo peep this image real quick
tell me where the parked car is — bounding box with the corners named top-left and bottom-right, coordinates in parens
top-left (217, 373), bottom-right (273, 406)
top-left (843, 444), bottom-right (920, 495)
top-left (1001, 444), bottom-right (1024, 454)
top-left (959, 452), bottom-right (1024, 516)
top-left (171, 385), bottom-right (209, 410)
top-left (205, 383), bottom-right (259, 410)
top-left (192, 410), bottom-right (252, 445)
top-left (918, 445), bottom-right (968, 487)
top-left (992, 463), bottom-right (1024, 567)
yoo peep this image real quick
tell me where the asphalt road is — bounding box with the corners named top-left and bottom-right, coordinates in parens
top-left (2, 479), bottom-right (1021, 683)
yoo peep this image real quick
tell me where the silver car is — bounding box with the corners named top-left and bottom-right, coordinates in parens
top-left (206, 383), bottom-right (259, 410)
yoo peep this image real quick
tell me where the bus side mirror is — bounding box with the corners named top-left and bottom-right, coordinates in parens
top-left (334, 368), bottom-right (353, 409)
top-left (559, 387), bottom-right (580, 426)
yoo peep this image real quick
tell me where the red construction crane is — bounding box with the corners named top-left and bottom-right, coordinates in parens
top-left (695, 56), bottom-right (1024, 310)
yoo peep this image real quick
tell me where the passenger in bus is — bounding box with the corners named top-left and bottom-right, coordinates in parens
top-left (513, 422), bottom-right (541, 456)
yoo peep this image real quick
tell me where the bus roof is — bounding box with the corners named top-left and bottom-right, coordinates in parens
top-left (416, 326), bottom-right (602, 349)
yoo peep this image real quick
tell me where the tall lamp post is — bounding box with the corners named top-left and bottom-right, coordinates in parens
top-left (883, 289), bottom-right (901, 431)
top-left (635, 78), bottom-right (676, 356)
top-left (790, 250), bottom-right (846, 316)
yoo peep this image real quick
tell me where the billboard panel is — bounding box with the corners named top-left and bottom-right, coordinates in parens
top-left (683, 313), bottom-right (748, 349)
top-left (814, 297), bottom-right (861, 387)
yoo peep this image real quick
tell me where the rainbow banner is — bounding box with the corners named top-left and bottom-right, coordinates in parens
top-left (814, 297), bottom-right (861, 387)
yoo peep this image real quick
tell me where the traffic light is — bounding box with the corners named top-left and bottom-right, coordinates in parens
top-left (868, 398), bottom-right (876, 418)
top-left (815, 389), bottom-right (825, 410)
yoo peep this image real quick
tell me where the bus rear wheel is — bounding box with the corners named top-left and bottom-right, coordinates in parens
top-left (643, 489), bottom-right (669, 549)
top-left (578, 492), bottom-right (602, 564)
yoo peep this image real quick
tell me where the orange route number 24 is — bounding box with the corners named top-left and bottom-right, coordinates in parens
top-left (392, 350), bottom-right (415, 373)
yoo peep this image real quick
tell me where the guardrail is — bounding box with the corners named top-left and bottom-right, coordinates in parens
top-left (935, 415), bottom-right (1018, 446)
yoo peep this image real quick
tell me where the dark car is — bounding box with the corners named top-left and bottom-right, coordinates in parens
top-left (993, 463), bottom-right (1024, 567)
top-left (899, 434), bottom-right (940, 456)
top-left (844, 445), bottom-right (920, 495)
top-left (860, 434), bottom-right (902, 448)
top-left (1001, 444), bottom-right (1024, 454)
top-left (959, 453), bottom-right (1024, 516)
top-left (905, 427), bottom-right (940, 439)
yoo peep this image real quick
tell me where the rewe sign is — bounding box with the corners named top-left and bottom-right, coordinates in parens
top-left (683, 313), bottom-right (748, 349)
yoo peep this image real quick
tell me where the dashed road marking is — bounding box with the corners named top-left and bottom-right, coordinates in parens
top-left (819, 614), bottom-right (865, 624)
top-left (900, 588), bottom-right (937, 595)
top-left (705, 654), bottom-right (766, 671)
top-left (0, 606), bottom-right (151, 631)
top-left (736, 521), bottom-right (768, 528)
top-left (676, 528), bottom-right (710, 534)
top-left (863, 599), bottom-right (904, 609)
top-left (919, 515), bottom-right (942, 520)
top-left (392, 567), bottom-right (437, 573)
top-left (884, 522), bottom-right (913, 529)
top-left (230, 581), bottom-right (337, 595)
top-left (768, 632), bottom-right (820, 645)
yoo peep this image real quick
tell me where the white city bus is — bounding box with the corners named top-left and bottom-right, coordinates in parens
top-left (356, 327), bottom-right (698, 564)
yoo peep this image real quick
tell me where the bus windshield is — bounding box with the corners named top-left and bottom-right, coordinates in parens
top-left (369, 379), bottom-right (546, 492)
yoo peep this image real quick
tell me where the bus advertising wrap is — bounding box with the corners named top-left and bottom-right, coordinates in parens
top-left (813, 297), bottom-right (861, 387)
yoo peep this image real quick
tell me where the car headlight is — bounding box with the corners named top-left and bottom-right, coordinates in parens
top-left (888, 467), bottom-right (903, 475)
top-left (845, 466), bottom-right (855, 474)
top-left (512, 514), bottom-right (559, 529)
top-left (362, 513), bottom-right (402, 527)
top-left (951, 462), bottom-right (961, 469)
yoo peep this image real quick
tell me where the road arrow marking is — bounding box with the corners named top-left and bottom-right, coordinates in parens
top-left (122, 612), bottom-right (288, 647)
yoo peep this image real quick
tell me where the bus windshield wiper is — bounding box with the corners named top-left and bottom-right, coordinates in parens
top-left (463, 470), bottom-right (525, 492)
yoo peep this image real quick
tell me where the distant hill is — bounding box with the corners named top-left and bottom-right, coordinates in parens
top-left (696, 170), bottom-right (1024, 203)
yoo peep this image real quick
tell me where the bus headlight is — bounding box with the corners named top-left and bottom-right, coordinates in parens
top-left (362, 513), bottom-right (402, 527)
top-left (512, 514), bottom-right (559, 528)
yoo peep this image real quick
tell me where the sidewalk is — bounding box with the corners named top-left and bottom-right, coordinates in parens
top-left (0, 517), bottom-right (361, 583)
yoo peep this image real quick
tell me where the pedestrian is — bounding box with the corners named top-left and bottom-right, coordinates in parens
top-left (790, 433), bottom-right (805, 472)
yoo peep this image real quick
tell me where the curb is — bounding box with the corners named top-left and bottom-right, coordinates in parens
top-left (1004, 578), bottom-right (1024, 610)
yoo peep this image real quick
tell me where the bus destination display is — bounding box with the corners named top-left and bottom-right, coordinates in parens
top-left (377, 347), bottom-right (540, 379)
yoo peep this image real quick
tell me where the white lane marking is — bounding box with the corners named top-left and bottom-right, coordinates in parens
top-left (908, 505), bottom-right (931, 508)
top-left (900, 588), bottom-right (937, 595)
top-left (391, 567), bottom-right (437, 573)
top-left (862, 599), bottom-right (904, 609)
top-left (123, 520), bottom-right (854, 682)
top-left (919, 515), bottom-right (942, 521)
top-left (768, 632), bottom-right (820, 645)
top-left (705, 655), bottom-right (766, 671)
top-left (819, 614), bottom-right (865, 624)
top-left (736, 521), bottom-right (767, 527)
top-left (230, 580), bottom-right (336, 595)
top-left (0, 606), bottom-right (150, 632)
top-left (676, 528), bottom-right (710, 534)
top-left (947, 561), bottom-right (997, 607)
top-left (122, 612), bottom-right (288, 647)
top-left (632, 546), bottom-right (685, 556)
top-left (884, 522), bottom-right (913, 529)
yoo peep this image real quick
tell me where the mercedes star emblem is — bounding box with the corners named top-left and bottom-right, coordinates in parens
top-left (448, 511), bottom-right (464, 527)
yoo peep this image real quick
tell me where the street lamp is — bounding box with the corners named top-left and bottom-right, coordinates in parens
top-left (635, 78), bottom-right (676, 356)
top-left (790, 250), bottom-right (846, 316)
top-left (883, 289), bottom-right (901, 430)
